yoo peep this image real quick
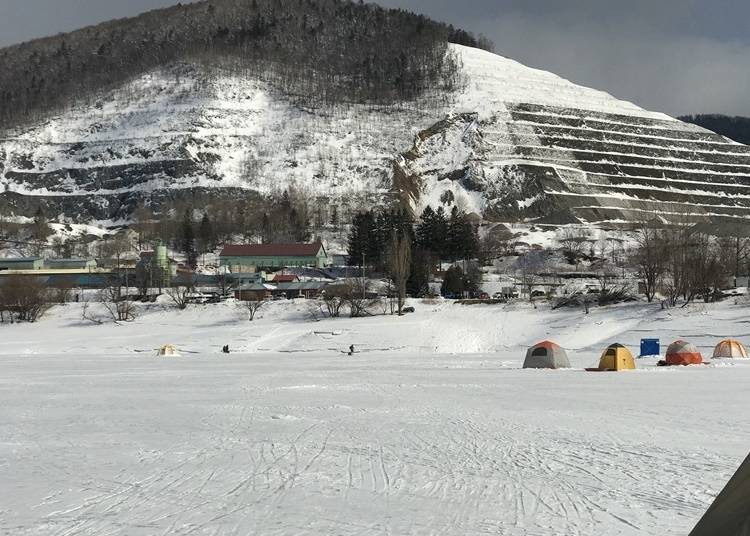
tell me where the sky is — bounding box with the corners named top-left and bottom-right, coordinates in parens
top-left (0, 0), bottom-right (748, 116)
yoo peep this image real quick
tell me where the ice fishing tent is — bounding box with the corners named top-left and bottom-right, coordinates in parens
top-left (665, 340), bottom-right (703, 366)
top-left (523, 341), bottom-right (571, 369)
top-left (591, 343), bottom-right (636, 371)
top-left (689, 452), bottom-right (750, 536)
top-left (157, 344), bottom-right (179, 357)
top-left (713, 339), bottom-right (749, 359)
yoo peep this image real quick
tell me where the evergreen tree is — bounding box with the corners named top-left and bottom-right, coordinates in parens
top-left (261, 212), bottom-right (271, 244)
top-left (416, 205), bottom-right (447, 257)
top-left (435, 206), bottom-right (448, 256)
top-left (180, 210), bottom-right (197, 269)
top-left (32, 207), bottom-right (52, 244)
top-left (416, 206), bottom-right (435, 250)
top-left (445, 207), bottom-right (463, 261)
top-left (198, 213), bottom-right (214, 253)
top-left (445, 207), bottom-right (479, 261)
top-left (280, 189), bottom-right (292, 211)
top-left (330, 205), bottom-right (339, 227)
top-left (371, 208), bottom-right (414, 270)
top-left (374, 210), bottom-right (391, 268)
top-left (406, 248), bottom-right (431, 298)
top-left (441, 265), bottom-right (465, 297)
top-left (289, 207), bottom-right (311, 242)
top-left (460, 219), bottom-right (480, 260)
top-left (433, 207), bottom-right (448, 258)
top-left (347, 211), bottom-right (376, 266)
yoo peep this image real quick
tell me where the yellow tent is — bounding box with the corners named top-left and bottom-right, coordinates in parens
top-left (594, 343), bottom-right (636, 371)
top-left (157, 344), bottom-right (179, 357)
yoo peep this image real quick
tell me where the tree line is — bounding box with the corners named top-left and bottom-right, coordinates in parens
top-left (347, 205), bottom-right (480, 304)
top-left (0, 0), bottom-right (493, 130)
top-left (634, 220), bottom-right (749, 307)
top-left (133, 188), bottom-right (314, 268)
top-left (679, 114), bottom-right (750, 145)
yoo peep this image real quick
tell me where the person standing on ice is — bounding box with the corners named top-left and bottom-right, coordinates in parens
top-left (348, 344), bottom-right (355, 356)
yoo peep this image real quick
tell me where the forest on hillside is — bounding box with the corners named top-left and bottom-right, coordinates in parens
top-left (679, 114), bottom-right (750, 145)
top-left (0, 0), bottom-right (492, 131)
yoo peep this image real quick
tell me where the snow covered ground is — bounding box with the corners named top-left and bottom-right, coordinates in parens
top-left (2, 299), bottom-right (749, 535)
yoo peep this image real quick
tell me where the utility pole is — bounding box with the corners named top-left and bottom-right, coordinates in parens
top-left (362, 252), bottom-right (366, 299)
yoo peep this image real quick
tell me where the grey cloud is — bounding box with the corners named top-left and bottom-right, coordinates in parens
top-left (377, 0), bottom-right (750, 116)
top-left (467, 11), bottom-right (750, 116)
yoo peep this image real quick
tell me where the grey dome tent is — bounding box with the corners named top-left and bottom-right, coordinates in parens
top-left (689, 452), bottom-right (750, 536)
top-left (523, 341), bottom-right (571, 369)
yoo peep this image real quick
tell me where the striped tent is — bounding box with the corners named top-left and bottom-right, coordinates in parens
top-left (665, 340), bottom-right (703, 366)
top-left (712, 339), bottom-right (749, 359)
top-left (523, 341), bottom-right (571, 369)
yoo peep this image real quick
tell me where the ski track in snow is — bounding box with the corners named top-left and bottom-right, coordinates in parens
top-left (1, 299), bottom-right (749, 535)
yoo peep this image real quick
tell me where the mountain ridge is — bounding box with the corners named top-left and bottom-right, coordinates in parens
top-left (2, 3), bottom-right (750, 232)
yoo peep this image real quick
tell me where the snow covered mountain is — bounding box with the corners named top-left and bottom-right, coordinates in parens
top-left (2, 44), bottom-right (750, 227)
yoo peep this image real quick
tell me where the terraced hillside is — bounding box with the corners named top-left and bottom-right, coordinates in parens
top-left (2, 44), bottom-right (750, 228)
top-left (397, 45), bottom-right (750, 228)
top-left (504, 103), bottom-right (750, 226)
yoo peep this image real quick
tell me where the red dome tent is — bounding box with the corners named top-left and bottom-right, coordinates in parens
top-left (664, 340), bottom-right (703, 366)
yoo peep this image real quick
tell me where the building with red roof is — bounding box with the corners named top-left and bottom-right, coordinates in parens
top-left (271, 273), bottom-right (300, 283)
top-left (219, 242), bottom-right (328, 271)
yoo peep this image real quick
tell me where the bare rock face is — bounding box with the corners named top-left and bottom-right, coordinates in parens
top-left (3, 45), bottom-right (750, 227)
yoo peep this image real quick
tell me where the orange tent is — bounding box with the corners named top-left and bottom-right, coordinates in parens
top-left (665, 340), bottom-right (703, 366)
top-left (712, 339), bottom-right (749, 359)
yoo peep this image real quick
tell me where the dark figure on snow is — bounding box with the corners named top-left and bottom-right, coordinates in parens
top-left (348, 345), bottom-right (355, 356)
top-left (222, 345), bottom-right (230, 354)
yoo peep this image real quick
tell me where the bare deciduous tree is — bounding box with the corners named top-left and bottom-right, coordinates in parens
top-left (244, 299), bottom-right (267, 321)
top-left (324, 279), bottom-right (378, 318)
top-left (165, 275), bottom-right (196, 310)
top-left (344, 278), bottom-right (378, 318)
top-left (557, 228), bottom-right (591, 258)
top-left (166, 285), bottom-right (192, 310)
top-left (51, 279), bottom-right (76, 304)
top-left (0, 276), bottom-right (51, 323)
top-left (515, 251), bottom-right (547, 302)
top-left (634, 223), bottom-right (666, 302)
top-left (100, 286), bottom-right (138, 323)
top-left (322, 286), bottom-right (347, 318)
top-left (214, 271), bottom-right (237, 297)
top-left (387, 231), bottom-right (412, 316)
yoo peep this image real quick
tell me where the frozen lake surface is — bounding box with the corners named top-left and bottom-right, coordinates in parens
top-left (1, 299), bottom-right (749, 535)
